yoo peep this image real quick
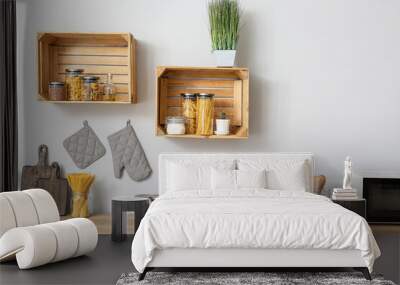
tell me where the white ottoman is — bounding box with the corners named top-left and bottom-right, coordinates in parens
top-left (0, 189), bottom-right (98, 269)
top-left (0, 218), bottom-right (97, 269)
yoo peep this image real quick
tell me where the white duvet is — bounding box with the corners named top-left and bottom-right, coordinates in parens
top-left (131, 190), bottom-right (380, 273)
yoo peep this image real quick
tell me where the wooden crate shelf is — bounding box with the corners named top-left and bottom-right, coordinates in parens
top-left (37, 32), bottom-right (136, 103)
top-left (156, 66), bottom-right (249, 139)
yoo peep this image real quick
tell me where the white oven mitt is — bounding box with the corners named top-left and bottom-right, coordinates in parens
top-left (63, 121), bottom-right (106, 169)
top-left (107, 120), bottom-right (152, 181)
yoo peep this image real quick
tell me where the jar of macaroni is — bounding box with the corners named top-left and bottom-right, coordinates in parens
top-left (181, 93), bottom-right (197, 134)
top-left (82, 76), bottom-right (100, 101)
top-left (196, 93), bottom-right (214, 136)
top-left (65, 69), bottom-right (83, 101)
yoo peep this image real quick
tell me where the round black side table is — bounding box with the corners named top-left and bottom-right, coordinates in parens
top-left (111, 196), bottom-right (150, 242)
top-left (136, 193), bottom-right (159, 202)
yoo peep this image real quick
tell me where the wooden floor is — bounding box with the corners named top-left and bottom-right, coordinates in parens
top-left (0, 235), bottom-right (134, 285)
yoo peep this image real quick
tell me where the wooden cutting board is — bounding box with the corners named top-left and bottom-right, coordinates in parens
top-left (21, 145), bottom-right (52, 190)
top-left (37, 162), bottom-right (70, 216)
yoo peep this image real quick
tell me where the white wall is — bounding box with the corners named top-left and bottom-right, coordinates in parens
top-left (16, 0), bottom-right (400, 213)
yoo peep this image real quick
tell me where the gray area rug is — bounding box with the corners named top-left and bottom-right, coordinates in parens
top-left (116, 272), bottom-right (396, 285)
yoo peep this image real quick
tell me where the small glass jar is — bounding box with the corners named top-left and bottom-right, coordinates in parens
top-left (48, 82), bottom-right (66, 101)
top-left (65, 69), bottom-right (83, 101)
top-left (196, 93), bottom-right (214, 136)
top-left (103, 73), bottom-right (116, 101)
top-left (181, 93), bottom-right (197, 134)
top-left (166, 116), bottom-right (185, 135)
top-left (82, 76), bottom-right (100, 101)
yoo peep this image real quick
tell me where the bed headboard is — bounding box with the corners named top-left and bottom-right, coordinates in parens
top-left (158, 152), bottom-right (315, 195)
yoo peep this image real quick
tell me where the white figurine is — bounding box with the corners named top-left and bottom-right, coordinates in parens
top-left (342, 156), bottom-right (352, 190)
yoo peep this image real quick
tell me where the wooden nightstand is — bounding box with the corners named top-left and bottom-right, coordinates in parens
top-left (332, 199), bottom-right (366, 218)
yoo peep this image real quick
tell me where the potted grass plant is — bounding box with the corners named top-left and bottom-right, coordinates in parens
top-left (208, 0), bottom-right (241, 67)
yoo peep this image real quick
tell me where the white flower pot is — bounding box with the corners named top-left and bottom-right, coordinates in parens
top-left (215, 119), bottom-right (230, 135)
top-left (213, 50), bottom-right (237, 67)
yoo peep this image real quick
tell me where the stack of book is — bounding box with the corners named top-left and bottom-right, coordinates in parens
top-left (332, 188), bottom-right (358, 200)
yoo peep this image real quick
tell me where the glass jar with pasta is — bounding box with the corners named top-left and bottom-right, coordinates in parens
top-left (82, 76), bottom-right (100, 101)
top-left (65, 69), bottom-right (83, 101)
top-left (196, 93), bottom-right (214, 136)
top-left (181, 93), bottom-right (197, 134)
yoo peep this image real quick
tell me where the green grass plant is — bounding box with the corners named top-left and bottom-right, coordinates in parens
top-left (208, 0), bottom-right (241, 50)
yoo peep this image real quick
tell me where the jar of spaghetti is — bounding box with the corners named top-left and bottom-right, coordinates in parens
top-left (181, 93), bottom-right (197, 134)
top-left (82, 76), bottom-right (100, 101)
top-left (65, 69), bottom-right (83, 101)
top-left (196, 93), bottom-right (214, 136)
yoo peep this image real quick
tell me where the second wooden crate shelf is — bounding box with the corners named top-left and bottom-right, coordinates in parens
top-left (156, 66), bottom-right (249, 139)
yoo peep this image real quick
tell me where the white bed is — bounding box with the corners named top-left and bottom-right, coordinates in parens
top-left (131, 153), bottom-right (380, 280)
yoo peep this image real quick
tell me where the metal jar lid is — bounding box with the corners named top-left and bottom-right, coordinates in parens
top-left (82, 76), bottom-right (99, 83)
top-left (48, 81), bottom-right (65, 87)
top-left (65, 68), bottom-right (84, 75)
top-left (181, 93), bottom-right (197, 100)
top-left (197, 93), bottom-right (214, 98)
top-left (166, 116), bottom-right (185, 124)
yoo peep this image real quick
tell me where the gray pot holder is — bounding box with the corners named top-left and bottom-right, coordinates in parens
top-left (108, 120), bottom-right (152, 181)
top-left (63, 120), bottom-right (106, 169)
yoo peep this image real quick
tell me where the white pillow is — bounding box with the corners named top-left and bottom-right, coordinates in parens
top-left (166, 159), bottom-right (235, 192)
top-left (211, 168), bottom-right (236, 190)
top-left (237, 159), bottom-right (310, 191)
top-left (211, 169), bottom-right (267, 190)
top-left (237, 169), bottom-right (266, 188)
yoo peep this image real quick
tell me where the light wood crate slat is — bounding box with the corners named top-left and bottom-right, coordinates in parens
top-left (164, 134), bottom-right (246, 140)
top-left (128, 31), bottom-right (136, 103)
top-left (43, 100), bottom-right (131, 104)
top-left (49, 47), bottom-right (57, 86)
top-left (241, 74), bottom-right (250, 137)
top-left (164, 70), bottom-right (243, 79)
top-left (166, 107), bottom-right (238, 125)
top-left (233, 80), bottom-right (243, 125)
top-left (55, 76), bottom-right (128, 93)
top-left (158, 78), bottom-right (169, 125)
top-left (156, 66), bottom-right (249, 139)
top-left (167, 107), bottom-right (235, 117)
top-left (40, 42), bottom-right (50, 93)
top-left (167, 97), bottom-right (234, 108)
top-left (51, 36), bottom-right (128, 47)
top-left (58, 55), bottom-right (128, 66)
top-left (167, 78), bottom-right (235, 88)
top-left (41, 93), bottom-right (130, 102)
top-left (86, 101), bottom-right (132, 104)
top-left (113, 84), bottom-right (129, 93)
top-left (57, 64), bottom-right (129, 75)
top-left (113, 94), bottom-right (130, 101)
top-left (57, 46), bottom-right (128, 56)
top-left (56, 74), bottom-right (129, 84)
top-left (166, 107), bottom-right (237, 125)
top-left (38, 32), bottom-right (136, 104)
top-left (167, 88), bottom-right (233, 97)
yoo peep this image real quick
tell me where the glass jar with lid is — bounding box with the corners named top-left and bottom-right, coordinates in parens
top-left (103, 73), bottom-right (116, 101)
top-left (82, 76), bottom-right (100, 101)
top-left (48, 82), bottom-right (66, 101)
top-left (65, 69), bottom-right (83, 101)
top-left (166, 116), bottom-right (186, 135)
top-left (181, 93), bottom-right (197, 134)
top-left (196, 93), bottom-right (214, 136)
